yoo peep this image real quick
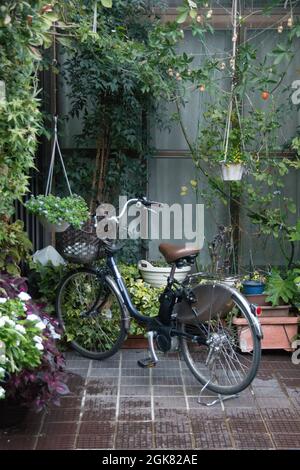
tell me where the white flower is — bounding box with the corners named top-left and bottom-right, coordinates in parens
top-left (0, 297), bottom-right (7, 304)
top-left (18, 292), bottom-right (31, 302)
top-left (48, 323), bottom-right (61, 340)
top-left (0, 386), bottom-right (5, 399)
top-left (35, 321), bottom-right (46, 330)
top-left (0, 316), bottom-right (11, 327)
top-left (27, 314), bottom-right (40, 322)
top-left (35, 342), bottom-right (44, 351)
top-left (15, 324), bottom-right (26, 334)
top-left (52, 331), bottom-right (61, 340)
top-left (0, 366), bottom-right (5, 377)
top-left (0, 355), bottom-right (6, 364)
top-left (33, 335), bottom-right (43, 343)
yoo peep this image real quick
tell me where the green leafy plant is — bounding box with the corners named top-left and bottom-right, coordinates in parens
top-left (28, 261), bottom-right (69, 313)
top-left (119, 264), bottom-right (162, 335)
top-left (264, 270), bottom-right (298, 306)
top-left (0, 220), bottom-right (32, 275)
top-left (243, 270), bottom-right (267, 284)
top-left (25, 194), bottom-right (89, 229)
top-left (0, 295), bottom-right (45, 399)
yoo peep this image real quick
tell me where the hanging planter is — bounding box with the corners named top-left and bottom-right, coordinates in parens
top-left (221, 162), bottom-right (244, 181)
top-left (24, 116), bottom-right (89, 233)
top-left (25, 194), bottom-right (89, 233)
top-left (38, 217), bottom-right (70, 233)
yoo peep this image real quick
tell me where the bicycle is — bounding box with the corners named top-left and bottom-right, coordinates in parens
top-left (56, 197), bottom-right (262, 396)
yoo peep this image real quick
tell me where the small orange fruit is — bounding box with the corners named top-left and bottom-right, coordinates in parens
top-left (261, 91), bottom-right (270, 100)
top-left (199, 84), bottom-right (205, 92)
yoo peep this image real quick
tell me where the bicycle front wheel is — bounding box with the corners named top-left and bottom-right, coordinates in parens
top-left (56, 267), bottom-right (127, 359)
top-left (179, 284), bottom-right (261, 395)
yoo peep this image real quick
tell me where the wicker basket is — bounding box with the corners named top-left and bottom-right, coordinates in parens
top-left (56, 220), bottom-right (104, 264)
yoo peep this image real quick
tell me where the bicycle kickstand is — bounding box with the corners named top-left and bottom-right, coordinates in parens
top-left (198, 380), bottom-right (239, 407)
top-left (137, 331), bottom-right (158, 369)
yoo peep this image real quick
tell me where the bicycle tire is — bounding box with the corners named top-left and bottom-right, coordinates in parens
top-left (179, 287), bottom-right (261, 395)
top-left (56, 267), bottom-right (127, 360)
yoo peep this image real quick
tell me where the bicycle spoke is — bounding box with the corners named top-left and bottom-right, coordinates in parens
top-left (181, 288), bottom-right (261, 394)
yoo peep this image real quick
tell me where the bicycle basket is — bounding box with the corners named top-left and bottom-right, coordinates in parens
top-left (174, 284), bottom-right (234, 324)
top-left (56, 219), bottom-right (104, 264)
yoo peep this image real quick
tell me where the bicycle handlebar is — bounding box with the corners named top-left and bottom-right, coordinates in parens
top-left (109, 197), bottom-right (163, 222)
top-left (91, 197), bottom-right (163, 225)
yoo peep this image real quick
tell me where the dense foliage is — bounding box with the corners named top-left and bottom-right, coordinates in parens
top-left (0, 220), bottom-right (32, 275)
top-left (0, 1), bottom-right (57, 216)
top-left (61, 3), bottom-right (202, 195)
top-left (0, 274), bottom-right (69, 410)
top-left (172, 2), bottom-right (300, 269)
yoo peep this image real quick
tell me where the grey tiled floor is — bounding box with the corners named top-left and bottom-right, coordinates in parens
top-left (1, 349), bottom-right (300, 449)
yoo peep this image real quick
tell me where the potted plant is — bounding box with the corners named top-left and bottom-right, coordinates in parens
top-left (234, 270), bottom-right (299, 351)
top-left (242, 270), bottom-right (266, 296)
top-left (138, 260), bottom-right (191, 288)
top-left (25, 194), bottom-right (89, 232)
top-left (119, 265), bottom-right (162, 348)
top-left (221, 148), bottom-right (245, 181)
top-left (0, 275), bottom-right (69, 425)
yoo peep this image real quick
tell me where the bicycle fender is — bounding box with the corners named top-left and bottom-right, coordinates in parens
top-left (230, 288), bottom-right (263, 340)
top-left (105, 275), bottom-right (131, 333)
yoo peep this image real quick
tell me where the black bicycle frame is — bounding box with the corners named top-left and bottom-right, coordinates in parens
top-left (106, 252), bottom-right (206, 344)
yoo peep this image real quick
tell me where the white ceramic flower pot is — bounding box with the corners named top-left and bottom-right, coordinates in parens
top-left (221, 163), bottom-right (244, 181)
top-left (138, 260), bottom-right (191, 288)
top-left (39, 217), bottom-right (70, 233)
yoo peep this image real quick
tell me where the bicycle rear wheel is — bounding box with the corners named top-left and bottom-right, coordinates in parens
top-left (56, 267), bottom-right (127, 359)
top-left (179, 284), bottom-right (261, 395)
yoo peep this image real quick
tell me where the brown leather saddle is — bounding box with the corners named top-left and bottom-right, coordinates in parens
top-left (159, 243), bottom-right (200, 265)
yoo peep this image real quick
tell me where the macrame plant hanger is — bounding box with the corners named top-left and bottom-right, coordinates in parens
top-left (222, 0), bottom-right (238, 165)
top-left (92, 1), bottom-right (98, 33)
top-left (45, 115), bottom-right (73, 198)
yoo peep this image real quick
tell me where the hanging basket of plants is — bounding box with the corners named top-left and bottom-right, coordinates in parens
top-left (25, 116), bottom-right (90, 233)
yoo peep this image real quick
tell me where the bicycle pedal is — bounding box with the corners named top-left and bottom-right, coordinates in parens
top-left (137, 358), bottom-right (157, 368)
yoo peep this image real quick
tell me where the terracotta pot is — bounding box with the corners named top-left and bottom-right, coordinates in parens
top-left (233, 315), bottom-right (299, 352)
top-left (0, 399), bottom-right (28, 429)
top-left (260, 304), bottom-right (291, 317)
top-left (122, 335), bottom-right (148, 349)
top-left (245, 294), bottom-right (291, 317)
top-left (245, 293), bottom-right (270, 306)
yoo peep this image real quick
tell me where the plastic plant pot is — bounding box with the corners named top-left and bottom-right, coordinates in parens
top-left (221, 163), bottom-right (244, 181)
top-left (39, 217), bottom-right (70, 233)
top-left (138, 260), bottom-right (191, 288)
top-left (242, 280), bottom-right (265, 295)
